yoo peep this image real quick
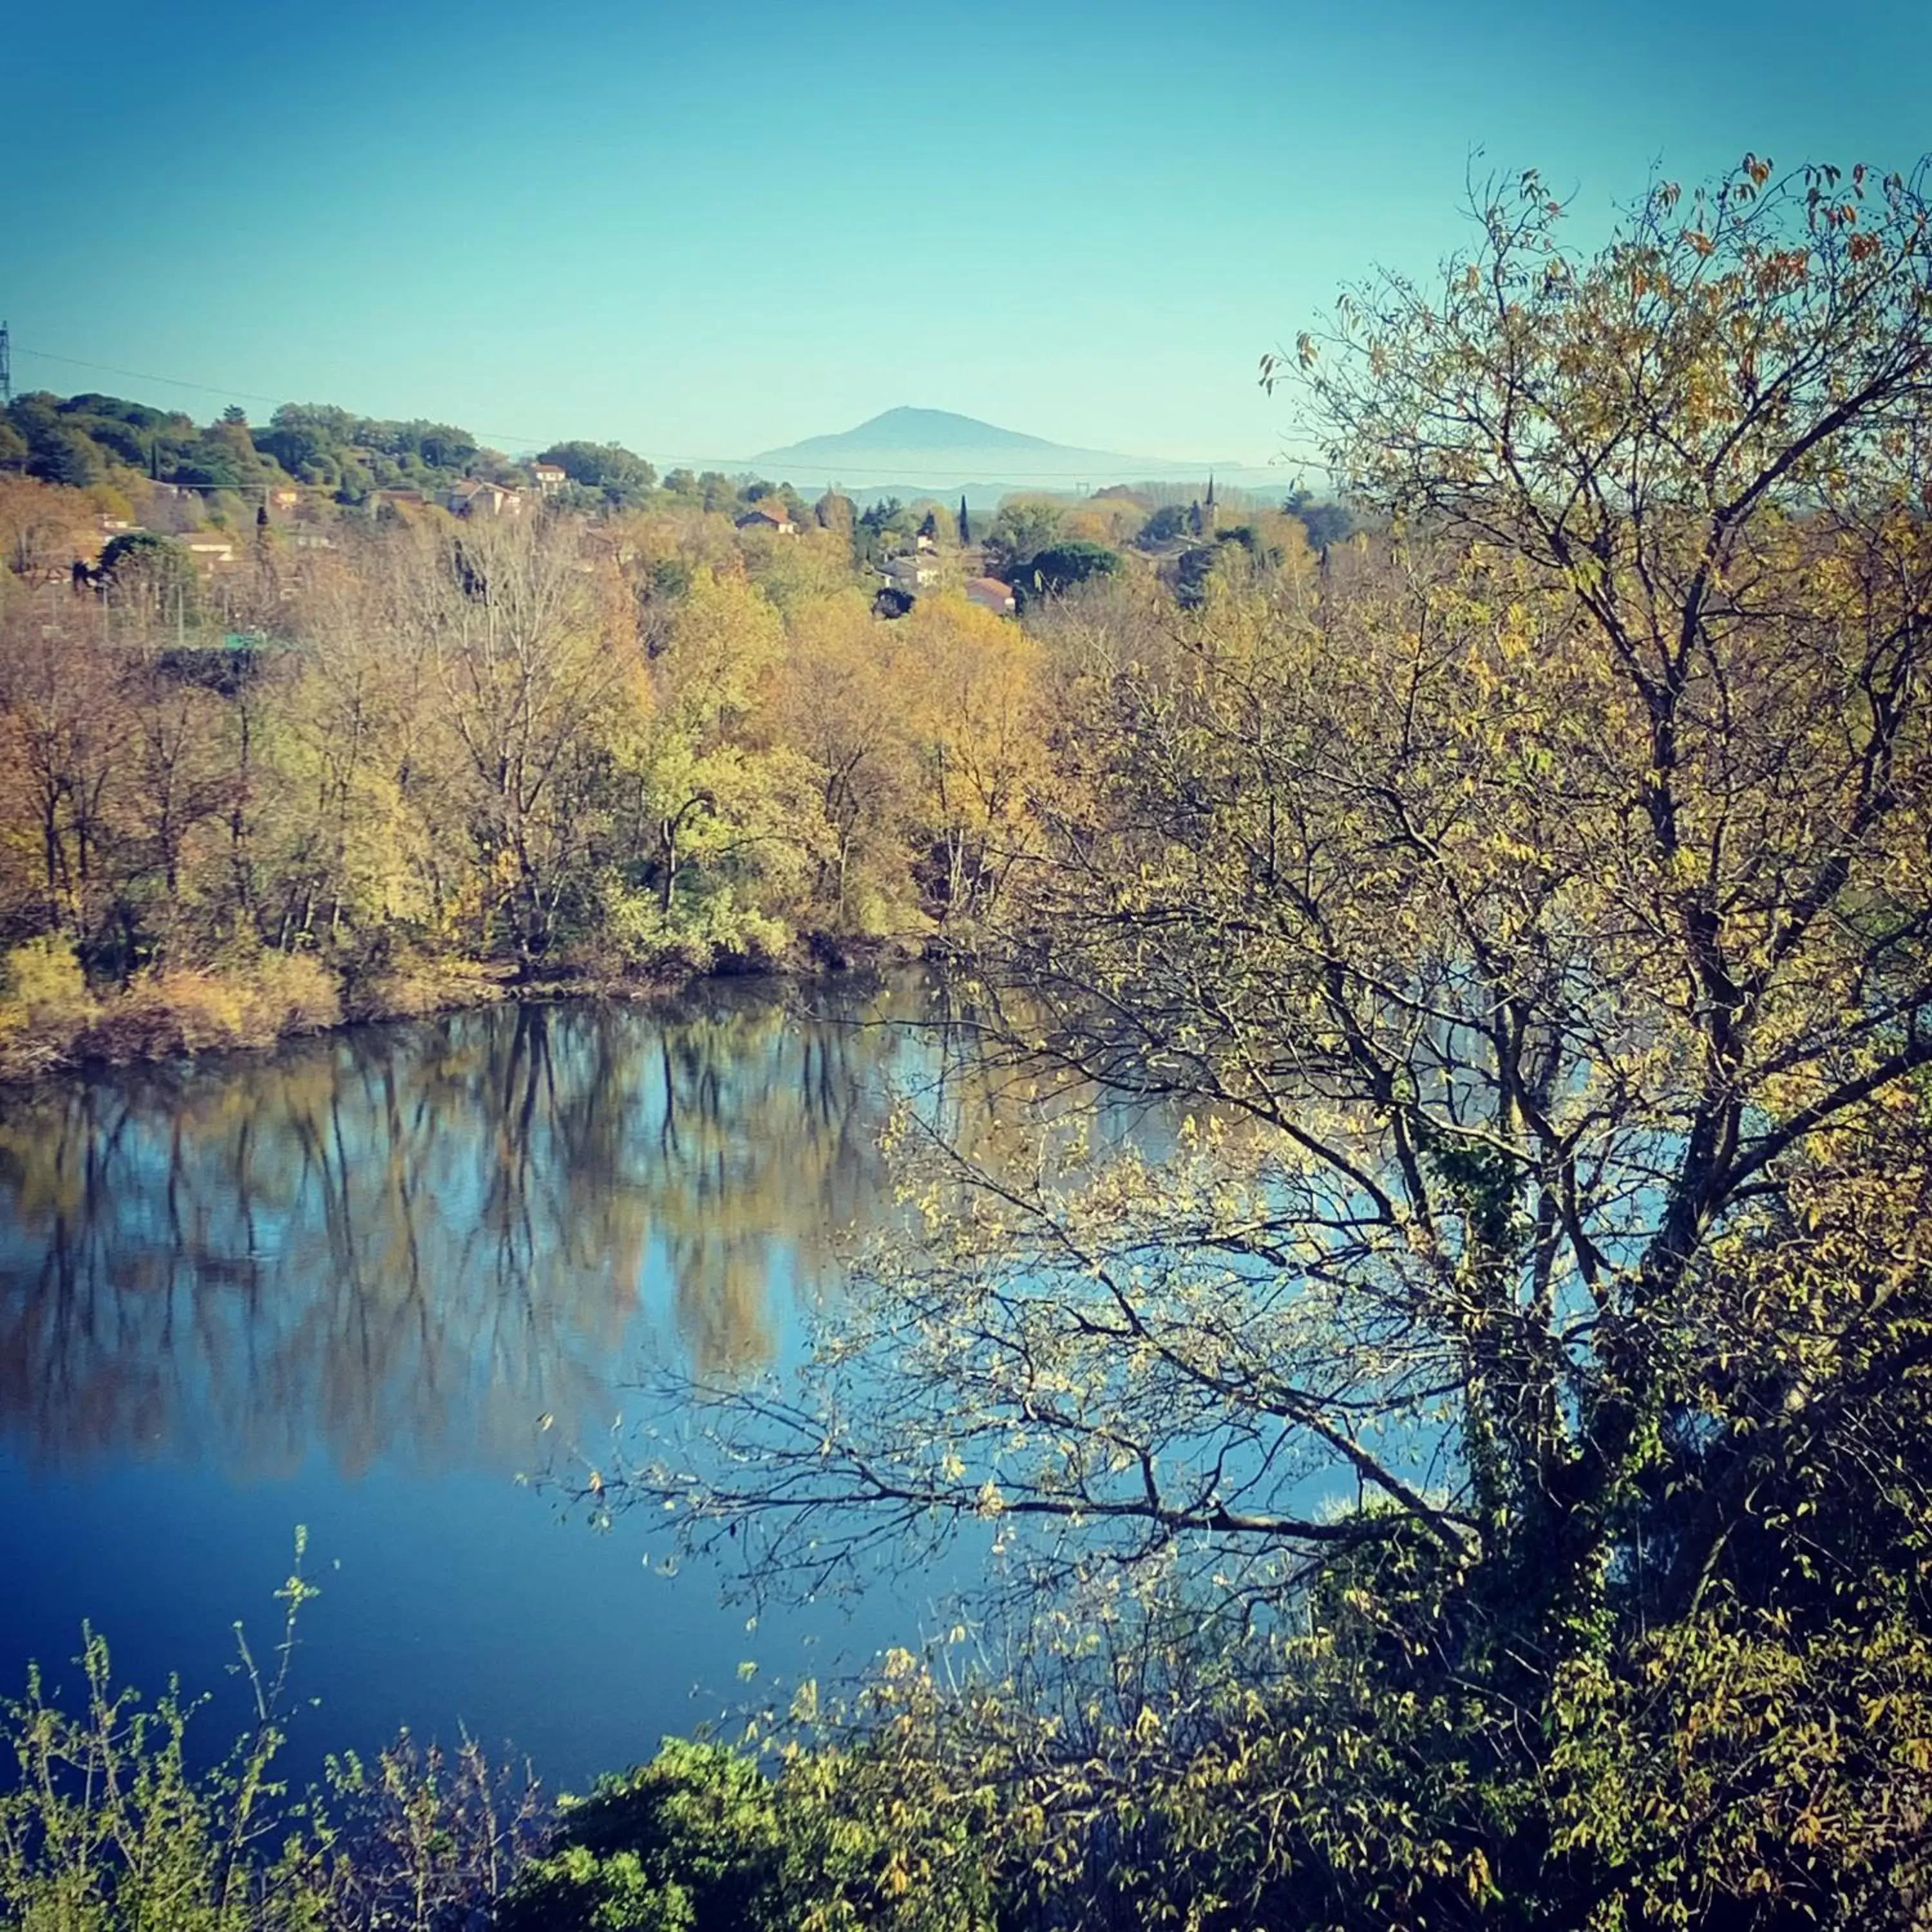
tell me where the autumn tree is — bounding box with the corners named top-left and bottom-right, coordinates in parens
top-left (900, 593), bottom-right (1052, 922)
top-left (611, 156), bottom-right (1932, 1928)
top-left (0, 582), bottom-right (130, 954)
top-left (265, 531), bottom-right (448, 949)
top-left (776, 593), bottom-right (920, 929)
top-left (0, 475), bottom-right (99, 579)
top-left (428, 515), bottom-right (638, 964)
top-left (611, 563), bottom-right (804, 951)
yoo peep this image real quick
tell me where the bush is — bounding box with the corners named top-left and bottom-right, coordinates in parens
top-left (0, 1546), bottom-right (550, 1931)
top-left (497, 1740), bottom-right (783, 1932)
top-left (0, 936), bottom-right (96, 1037)
top-left (71, 953), bottom-right (341, 1065)
top-left (0, 937), bottom-right (99, 1077)
top-left (497, 1727), bottom-right (1001, 1932)
top-left (247, 951), bottom-right (343, 1036)
top-left (600, 882), bottom-right (793, 978)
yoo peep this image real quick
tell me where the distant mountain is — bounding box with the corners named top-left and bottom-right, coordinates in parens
top-left (748, 406), bottom-right (1221, 494)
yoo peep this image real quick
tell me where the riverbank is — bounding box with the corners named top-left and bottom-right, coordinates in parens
top-left (0, 930), bottom-right (929, 1085)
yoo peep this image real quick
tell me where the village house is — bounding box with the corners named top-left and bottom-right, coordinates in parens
top-left (734, 502), bottom-right (797, 536)
top-left (528, 462), bottom-right (567, 496)
top-left (963, 574), bottom-right (1017, 615)
top-left (176, 529), bottom-right (239, 569)
top-left (448, 478), bottom-right (524, 518)
top-left (882, 554), bottom-right (940, 594)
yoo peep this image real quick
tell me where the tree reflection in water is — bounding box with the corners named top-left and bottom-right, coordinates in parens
top-left (0, 979), bottom-right (940, 1477)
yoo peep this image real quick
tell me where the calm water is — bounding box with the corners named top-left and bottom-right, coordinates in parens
top-left (0, 977), bottom-right (969, 1786)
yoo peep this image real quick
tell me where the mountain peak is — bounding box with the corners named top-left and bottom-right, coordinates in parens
top-left (745, 408), bottom-right (1236, 493)
top-left (758, 407), bottom-right (1063, 460)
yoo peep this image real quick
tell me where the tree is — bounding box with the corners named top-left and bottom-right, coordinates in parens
top-left (0, 477), bottom-right (99, 578)
top-left (1137, 502), bottom-right (1189, 545)
top-left (95, 531), bottom-right (197, 620)
top-left (981, 498), bottom-right (1063, 574)
top-left (611, 155), bottom-right (1932, 1927)
top-left (1283, 486), bottom-right (1353, 548)
top-left (1009, 538), bottom-right (1120, 607)
top-left (901, 593), bottom-right (1051, 922)
top-left (24, 420), bottom-right (102, 490)
top-left (538, 441), bottom-right (658, 511)
top-left (777, 594), bottom-right (920, 928)
top-left (957, 495), bottom-right (971, 547)
top-left (427, 515), bottom-right (638, 963)
top-left (0, 583), bottom-right (132, 955)
top-left (613, 564), bottom-right (802, 943)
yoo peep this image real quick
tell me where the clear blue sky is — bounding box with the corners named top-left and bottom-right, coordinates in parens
top-left (4, 0), bottom-right (1927, 468)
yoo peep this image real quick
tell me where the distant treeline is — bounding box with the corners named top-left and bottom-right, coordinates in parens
top-left (0, 389), bottom-right (1355, 544)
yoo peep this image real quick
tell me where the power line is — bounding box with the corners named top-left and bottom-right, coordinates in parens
top-left (13, 346), bottom-right (556, 451)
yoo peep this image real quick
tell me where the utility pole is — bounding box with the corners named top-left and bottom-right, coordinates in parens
top-left (0, 321), bottom-right (11, 405)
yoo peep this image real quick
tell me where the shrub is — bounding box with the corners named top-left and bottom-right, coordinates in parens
top-left (496, 1739), bottom-right (783, 1932)
top-left (0, 936), bottom-right (94, 1025)
top-left (0, 937), bottom-right (97, 1075)
top-left (73, 953), bottom-right (342, 1065)
top-left (496, 1730), bottom-right (1000, 1932)
top-left (345, 951), bottom-right (506, 1023)
top-left (247, 951), bottom-right (342, 1037)
top-left (0, 1543), bottom-right (549, 1930)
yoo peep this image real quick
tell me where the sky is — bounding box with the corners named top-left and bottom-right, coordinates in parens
top-left (3, 0), bottom-right (1928, 472)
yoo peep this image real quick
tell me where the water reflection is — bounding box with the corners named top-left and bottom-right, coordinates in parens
top-left (0, 981), bottom-right (931, 1477)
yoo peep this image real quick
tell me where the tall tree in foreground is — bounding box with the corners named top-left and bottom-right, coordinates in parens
top-left (618, 158), bottom-right (1932, 1927)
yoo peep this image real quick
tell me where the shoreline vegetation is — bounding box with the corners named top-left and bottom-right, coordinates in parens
top-left (0, 928), bottom-right (923, 1084)
top-left (0, 1565), bottom-right (981, 1932)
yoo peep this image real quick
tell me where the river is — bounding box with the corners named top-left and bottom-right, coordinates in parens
top-left (0, 976), bottom-right (974, 1787)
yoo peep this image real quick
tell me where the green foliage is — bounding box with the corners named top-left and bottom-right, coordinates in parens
top-left (21, 417), bottom-right (102, 489)
top-left (538, 440), bottom-right (658, 509)
top-left (497, 1730), bottom-right (999, 1932)
top-left (1283, 487), bottom-right (1353, 547)
top-left (1009, 538), bottom-right (1120, 607)
top-left (0, 1540), bottom-right (550, 1931)
top-left (497, 1740), bottom-right (782, 1932)
top-left (1137, 502), bottom-right (1189, 544)
top-left (97, 529), bottom-right (188, 580)
top-left (980, 498), bottom-right (1063, 574)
